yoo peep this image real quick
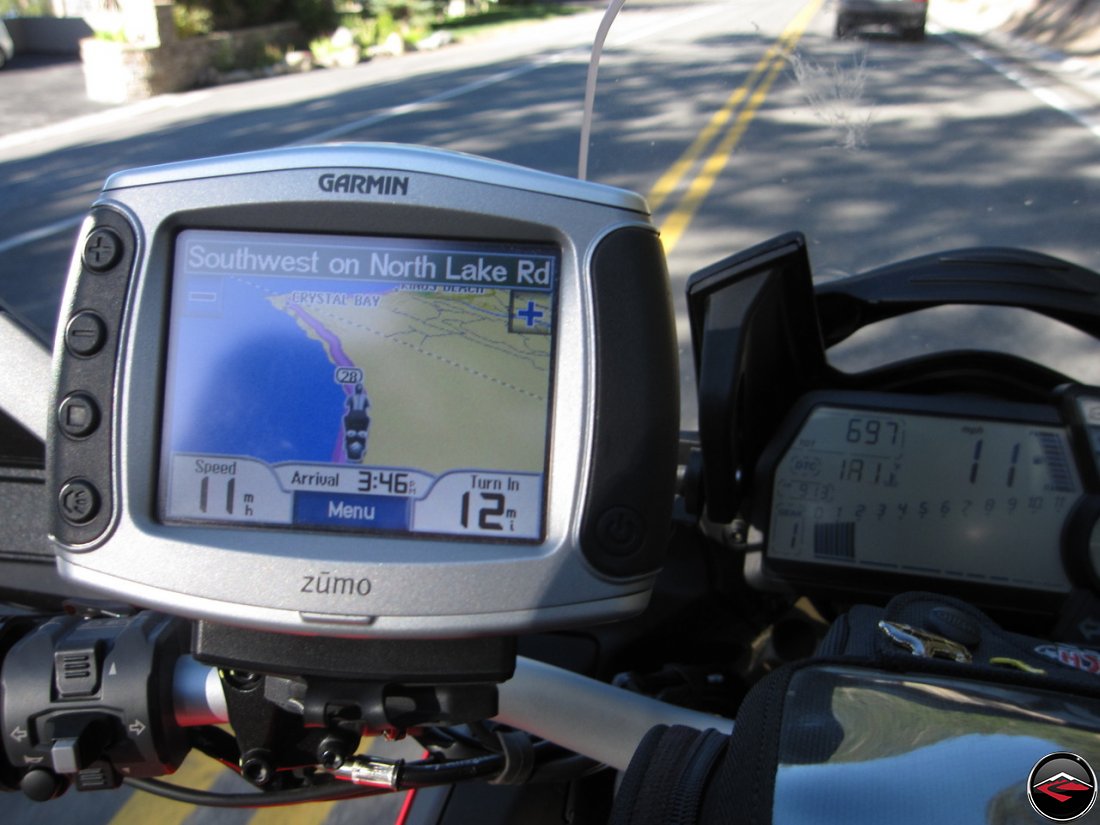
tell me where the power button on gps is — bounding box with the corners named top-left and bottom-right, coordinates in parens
top-left (597, 507), bottom-right (644, 556)
top-left (59, 480), bottom-right (100, 526)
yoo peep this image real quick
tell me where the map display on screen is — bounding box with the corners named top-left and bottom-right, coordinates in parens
top-left (160, 229), bottom-right (558, 540)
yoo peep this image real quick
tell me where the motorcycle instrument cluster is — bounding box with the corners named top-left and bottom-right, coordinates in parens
top-left (47, 144), bottom-right (679, 637)
top-left (688, 232), bottom-right (1100, 613)
top-left (756, 390), bottom-right (1100, 605)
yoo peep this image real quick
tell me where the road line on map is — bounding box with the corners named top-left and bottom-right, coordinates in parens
top-left (654, 0), bottom-right (824, 254)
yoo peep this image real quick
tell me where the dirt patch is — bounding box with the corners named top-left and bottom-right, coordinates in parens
top-left (1007, 0), bottom-right (1100, 54)
top-left (937, 0), bottom-right (1100, 54)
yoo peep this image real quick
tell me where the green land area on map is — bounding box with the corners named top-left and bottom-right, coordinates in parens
top-left (269, 286), bottom-right (553, 475)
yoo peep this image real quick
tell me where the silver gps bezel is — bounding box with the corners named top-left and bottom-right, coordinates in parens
top-left (52, 144), bottom-right (659, 637)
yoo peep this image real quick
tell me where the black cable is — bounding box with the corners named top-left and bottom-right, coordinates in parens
top-left (411, 729), bottom-right (605, 786)
top-left (401, 743), bottom-right (596, 788)
top-left (465, 721), bottom-right (503, 752)
top-left (528, 754), bottom-right (606, 784)
top-left (418, 725), bottom-right (491, 754)
top-left (413, 726), bottom-right (461, 750)
top-left (400, 753), bottom-right (505, 787)
top-left (124, 777), bottom-right (386, 808)
top-left (187, 726), bottom-right (241, 768)
top-left (132, 728), bottom-right (600, 805)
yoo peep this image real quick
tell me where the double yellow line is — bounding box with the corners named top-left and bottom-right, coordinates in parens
top-left (651, 0), bottom-right (824, 254)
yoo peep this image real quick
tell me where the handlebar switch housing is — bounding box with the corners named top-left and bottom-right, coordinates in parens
top-left (0, 611), bottom-right (189, 796)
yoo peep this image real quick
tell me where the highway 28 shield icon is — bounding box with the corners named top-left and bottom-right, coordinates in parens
top-left (1028, 752), bottom-right (1098, 821)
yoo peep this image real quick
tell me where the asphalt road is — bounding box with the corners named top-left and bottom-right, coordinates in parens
top-left (2, 0), bottom-right (1099, 414)
top-left (2, 0), bottom-right (1100, 821)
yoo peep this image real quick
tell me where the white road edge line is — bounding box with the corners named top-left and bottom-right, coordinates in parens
top-left (0, 90), bottom-right (213, 154)
top-left (0, 2), bottom-right (730, 255)
top-left (937, 27), bottom-right (1100, 141)
top-left (0, 215), bottom-right (85, 256)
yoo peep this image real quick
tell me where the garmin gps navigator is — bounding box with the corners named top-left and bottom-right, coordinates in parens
top-left (48, 144), bottom-right (678, 637)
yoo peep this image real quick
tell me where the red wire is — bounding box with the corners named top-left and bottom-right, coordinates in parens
top-left (395, 787), bottom-right (418, 825)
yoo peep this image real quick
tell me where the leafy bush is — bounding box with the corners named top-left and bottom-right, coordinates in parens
top-left (211, 38), bottom-right (237, 72)
top-left (93, 27), bottom-right (129, 43)
top-left (184, 0), bottom-right (338, 37)
top-left (309, 26), bottom-right (361, 66)
top-left (338, 13), bottom-right (379, 49)
top-left (0, 0), bottom-right (54, 16)
top-left (173, 5), bottom-right (215, 38)
top-left (290, 0), bottom-right (340, 36)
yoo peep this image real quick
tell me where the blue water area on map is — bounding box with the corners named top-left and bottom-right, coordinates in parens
top-left (165, 276), bottom-right (367, 464)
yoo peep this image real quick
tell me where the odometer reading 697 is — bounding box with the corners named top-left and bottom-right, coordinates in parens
top-left (767, 406), bottom-right (1081, 592)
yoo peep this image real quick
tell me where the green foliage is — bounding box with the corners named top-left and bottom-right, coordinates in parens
top-left (231, 38), bottom-right (285, 69)
top-left (375, 8), bottom-right (398, 41)
top-left (434, 2), bottom-right (581, 36)
top-left (211, 38), bottom-right (238, 72)
top-left (358, 0), bottom-right (447, 24)
top-left (212, 35), bottom-right (287, 72)
top-left (93, 28), bottom-right (129, 43)
top-left (289, 0), bottom-right (340, 36)
top-left (338, 13), bottom-right (379, 49)
top-left (309, 26), bottom-right (361, 66)
top-left (173, 5), bottom-right (216, 39)
top-left (183, 0), bottom-right (338, 37)
top-left (0, 0), bottom-right (54, 16)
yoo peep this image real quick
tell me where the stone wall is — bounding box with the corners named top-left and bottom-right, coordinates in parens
top-left (81, 9), bottom-right (300, 104)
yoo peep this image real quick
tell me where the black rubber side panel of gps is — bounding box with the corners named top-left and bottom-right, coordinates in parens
top-left (581, 228), bottom-right (678, 577)
top-left (49, 208), bottom-right (138, 547)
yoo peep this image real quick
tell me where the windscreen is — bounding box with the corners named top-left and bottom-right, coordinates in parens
top-left (159, 228), bottom-right (558, 541)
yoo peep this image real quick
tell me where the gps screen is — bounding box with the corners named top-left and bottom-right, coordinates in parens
top-left (159, 228), bottom-right (558, 541)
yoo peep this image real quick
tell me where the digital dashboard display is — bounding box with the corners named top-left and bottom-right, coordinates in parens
top-left (768, 406), bottom-right (1082, 592)
top-left (159, 229), bottom-right (558, 541)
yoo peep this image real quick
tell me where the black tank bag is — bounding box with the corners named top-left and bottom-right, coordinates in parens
top-left (611, 593), bottom-right (1100, 824)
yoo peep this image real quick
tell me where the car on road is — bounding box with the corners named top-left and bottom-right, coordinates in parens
top-left (834, 0), bottom-right (928, 40)
top-left (0, 20), bottom-right (14, 68)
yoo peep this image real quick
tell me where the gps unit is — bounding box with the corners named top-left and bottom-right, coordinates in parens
top-left (48, 144), bottom-right (678, 637)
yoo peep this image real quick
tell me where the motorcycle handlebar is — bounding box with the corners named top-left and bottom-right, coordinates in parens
top-left (170, 654), bottom-right (734, 772)
top-left (496, 657), bottom-right (734, 771)
top-left (2, 609), bottom-right (733, 799)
